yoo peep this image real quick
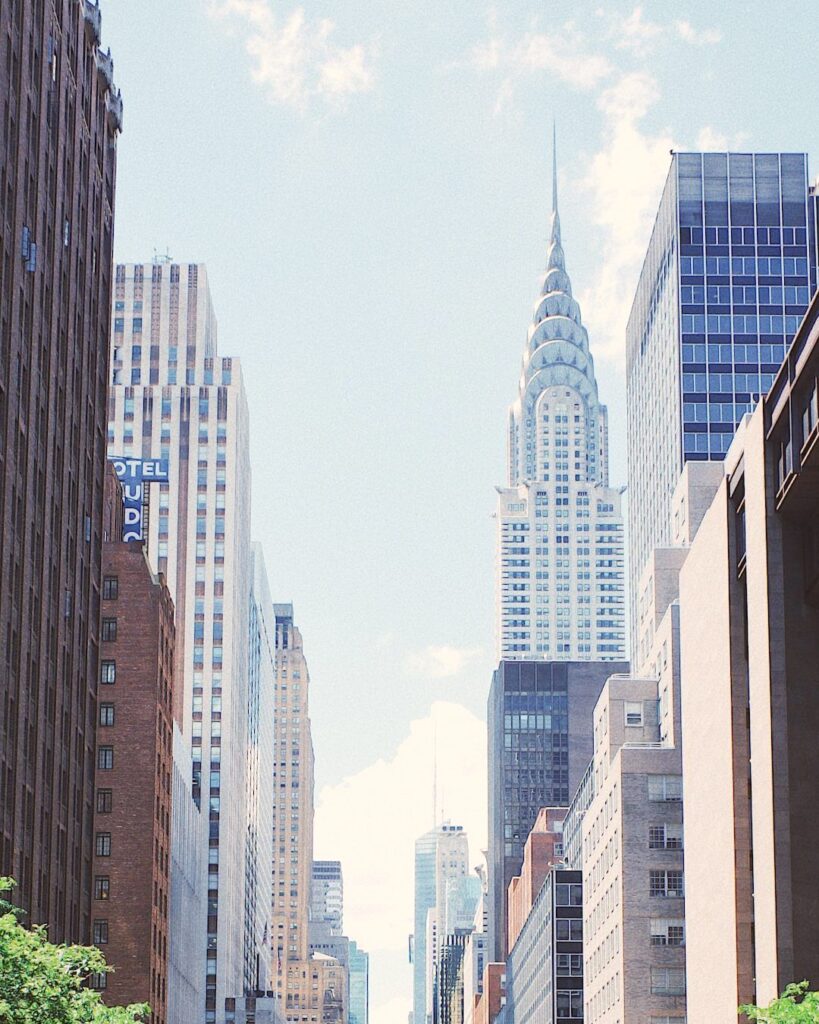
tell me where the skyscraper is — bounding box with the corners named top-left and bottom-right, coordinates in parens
top-left (311, 860), bottom-right (344, 935)
top-left (107, 261), bottom-right (252, 1020)
top-left (0, 0), bottom-right (121, 941)
top-left (626, 151), bottom-right (818, 643)
top-left (271, 604), bottom-right (316, 1019)
top-left (496, 148), bottom-right (626, 662)
top-left (486, 659), bottom-right (626, 961)
top-left (348, 941), bottom-right (370, 1024)
top-left (245, 545), bottom-right (276, 992)
top-left (412, 824), bottom-right (470, 1024)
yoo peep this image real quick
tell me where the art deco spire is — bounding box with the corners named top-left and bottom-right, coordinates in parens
top-left (507, 126), bottom-right (608, 488)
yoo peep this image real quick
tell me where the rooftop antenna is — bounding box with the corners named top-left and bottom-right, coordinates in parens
top-left (152, 247), bottom-right (173, 265)
top-left (432, 720), bottom-right (438, 828)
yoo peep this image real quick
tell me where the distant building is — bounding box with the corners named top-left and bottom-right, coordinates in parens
top-left (223, 994), bottom-right (287, 1024)
top-left (272, 605), bottom-right (317, 1021)
top-left (0, 0), bottom-right (121, 942)
top-left (681, 294), bottom-right (819, 1015)
top-left (311, 861), bottom-right (344, 935)
top-left (244, 547), bottom-right (276, 992)
top-left (506, 807), bottom-right (564, 954)
top-left (412, 824), bottom-right (469, 1024)
top-left (626, 150), bottom-right (819, 650)
top-left (496, 147), bottom-right (626, 662)
top-left (505, 868), bottom-right (584, 1024)
top-left (487, 659), bottom-right (627, 960)
top-left (472, 963), bottom-right (505, 1024)
top-left (348, 941), bottom-right (369, 1024)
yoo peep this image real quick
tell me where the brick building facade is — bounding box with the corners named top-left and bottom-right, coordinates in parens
top-left (0, 0), bottom-right (121, 940)
top-left (92, 467), bottom-right (175, 1023)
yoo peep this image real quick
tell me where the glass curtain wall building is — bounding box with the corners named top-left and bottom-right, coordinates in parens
top-left (486, 659), bottom-right (626, 961)
top-left (626, 152), bottom-right (818, 642)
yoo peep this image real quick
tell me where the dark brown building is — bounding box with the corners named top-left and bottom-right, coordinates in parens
top-left (92, 468), bottom-right (175, 1023)
top-left (0, 0), bottom-right (122, 941)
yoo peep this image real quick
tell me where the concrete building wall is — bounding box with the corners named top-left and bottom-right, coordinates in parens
top-left (678, 300), bottom-right (819, 1011)
top-left (679, 472), bottom-right (753, 1020)
top-left (169, 725), bottom-right (208, 1024)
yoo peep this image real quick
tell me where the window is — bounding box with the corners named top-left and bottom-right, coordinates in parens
top-left (651, 968), bottom-right (686, 995)
top-left (625, 701), bottom-right (644, 726)
top-left (556, 919), bottom-right (583, 941)
top-left (650, 869), bottom-right (684, 897)
top-left (93, 920), bottom-right (109, 945)
top-left (94, 877), bottom-right (110, 901)
top-left (101, 618), bottom-right (117, 642)
top-left (555, 883), bottom-right (583, 906)
top-left (102, 576), bottom-right (119, 600)
top-left (96, 789), bottom-right (113, 814)
top-left (556, 991), bottom-right (583, 1018)
top-left (651, 918), bottom-right (685, 946)
top-left (100, 660), bottom-right (116, 684)
top-left (648, 775), bottom-right (682, 801)
top-left (95, 833), bottom-right (112, 857)
top-left (97, 746), bottom-right (114, 770)
top-left (90, 972), bottom-right (107, 990)
top-left (556, 953), bottom-right (583, 975)
top-left (649, 824), bottom-right (683, 849)
top-left (99, 704), bottom-right (115, 727)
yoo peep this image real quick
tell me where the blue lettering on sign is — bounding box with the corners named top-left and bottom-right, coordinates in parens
top-left (110, 457), bottom-right (169, 542)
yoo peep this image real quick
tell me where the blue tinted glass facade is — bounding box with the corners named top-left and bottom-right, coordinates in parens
top-left (676, 153), bottom-right (816, 461)
top-left (627, 153), bottom-right (819, 652)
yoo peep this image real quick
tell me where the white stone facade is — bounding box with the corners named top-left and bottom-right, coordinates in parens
top-left (496, 166), bottom-right (626, 662)
top-left (107, 262), bottom-right (252, 1020)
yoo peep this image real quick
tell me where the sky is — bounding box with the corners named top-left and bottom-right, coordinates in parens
top-left (100, 2), bottom-right (819, 1020)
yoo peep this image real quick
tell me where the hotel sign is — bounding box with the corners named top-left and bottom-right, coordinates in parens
top-left (110, 457), bottom-right (169, 542)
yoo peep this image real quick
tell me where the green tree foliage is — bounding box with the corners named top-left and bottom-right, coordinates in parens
top-left (0, 877), bottom-right (149, 1024)
top-left (741, 982), bottom-right (819, 1022)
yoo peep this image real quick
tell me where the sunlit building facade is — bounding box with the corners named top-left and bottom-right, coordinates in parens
top-left (271, 605), bottom-right (317, 1020)
top-left (626, 151), bottom-right (818, 648)
top-left (107, 262), bottom-right (253, 1020)
top-left (496, 157), bottom-right (626, 661)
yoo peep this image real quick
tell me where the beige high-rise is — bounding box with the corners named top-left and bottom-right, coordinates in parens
top-left (680, 292), bottom-right (819, 1017)
top-left (271, 605), bottom-right (317, 1020)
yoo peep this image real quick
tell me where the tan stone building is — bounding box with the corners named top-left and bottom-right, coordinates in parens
top-left (581, 463), bottom-right (723, 1024)
top-left (680, 293), bottom-right (819, 1017)
top-left (271, 605), bottom-right (315, 1012)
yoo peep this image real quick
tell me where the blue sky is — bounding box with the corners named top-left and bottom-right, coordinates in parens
top-left (102, 2), bottom-right (819, 1019)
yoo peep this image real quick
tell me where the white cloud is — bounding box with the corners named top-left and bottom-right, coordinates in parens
top-left (314, 702), bottom-right (487, 1021)
top-left (696, 125), bottom-right (749, 151)
top-left (675, 19), bottom-right (722, 46)
top-left (209, 0), bottom-right (375, 110)
top-left (465, 14), bottom-right (613, 113)
top-left (576, 72), bottom-right (675, 364)
top-left (403, 644), bottom-right (484, 679)
top-left (615, 6), bottom-right (663, 55)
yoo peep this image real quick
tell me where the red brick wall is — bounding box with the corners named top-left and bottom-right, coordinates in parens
top-left (93, 542), bottom-right (175, 1024)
